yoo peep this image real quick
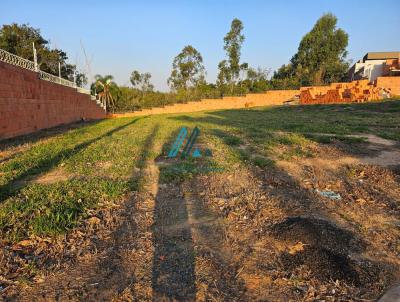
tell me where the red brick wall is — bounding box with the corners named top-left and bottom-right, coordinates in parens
top-left (376, 76), bottom-right (400, 96)
top-left (107, 90), bottom-right (300, 118)
top-left (0, 61), bottom-right (106, 140)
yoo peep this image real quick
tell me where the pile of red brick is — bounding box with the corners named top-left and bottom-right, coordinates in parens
top-left (383, 58), bottom-right (400, 75)
top-left (299, 80), bottom-right (382, 104)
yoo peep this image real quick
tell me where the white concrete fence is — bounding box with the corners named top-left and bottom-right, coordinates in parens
top-left (0, 47), bottom-right (90, 94)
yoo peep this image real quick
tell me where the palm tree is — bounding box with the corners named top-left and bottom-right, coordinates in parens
top-left (91, 74), bottom-right (120, 112)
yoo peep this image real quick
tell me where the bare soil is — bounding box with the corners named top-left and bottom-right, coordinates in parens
top-left (33, 167), bottom-right (72, 184)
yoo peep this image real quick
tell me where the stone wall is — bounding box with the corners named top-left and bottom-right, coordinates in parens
top-left (107, 90), bottom-right (299, 118)
top-left (0, 61), bottom-right (106, 140)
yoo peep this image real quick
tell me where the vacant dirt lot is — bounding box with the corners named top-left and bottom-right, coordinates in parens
top-left (1, 101), bottom-right (399, 301)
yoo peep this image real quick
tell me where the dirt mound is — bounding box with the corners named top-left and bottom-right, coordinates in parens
top-left (271, 216), bottom-right (364, 254)
top-left (271, 216), bottom-right (382, 285)
top-left (280, 246), bottom-right (361, 283)
top-left (279, 245), bottom-right (382, 285)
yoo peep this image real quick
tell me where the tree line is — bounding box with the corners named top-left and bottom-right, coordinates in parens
top-left (0, 13), bottom-right (350, 112)
top-left (0, 24), bottom-right (87, 87)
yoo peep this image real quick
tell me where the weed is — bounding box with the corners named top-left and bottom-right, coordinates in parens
top-left (280, 146), bottom-right (313, 160)
top-left (305, 134), bottom-right (366, 144)
top-left (159, 159), bottom-right (223, 183)
top-left (223, 136), bottom-right (242, 146)
top-left (252, 156), bottom-right (274, 168)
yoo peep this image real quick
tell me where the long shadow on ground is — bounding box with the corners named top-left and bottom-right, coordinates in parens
top-left (151, 131), bottom-right (196, 301)
top-left (150, 127), bottom-right (247, 301)
top-left (0, 120), bottom-right (105, 166)
top-left (151, 183), bottom-right (196, 301)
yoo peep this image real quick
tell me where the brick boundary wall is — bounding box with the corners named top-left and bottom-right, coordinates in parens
top-left (0, 61), bottom-right (106, 140)
top-left (375, 76), bottom-right (400, 96)
top-left (107, 75), bottom-right (400, 119)
top-left (107, 90), bottom-right (299, 118)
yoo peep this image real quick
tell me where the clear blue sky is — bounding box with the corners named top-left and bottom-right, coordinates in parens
top-left (2, 0), bottom-right (399, 91)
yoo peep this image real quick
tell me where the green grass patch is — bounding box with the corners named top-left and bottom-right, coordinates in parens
top-left (237, 148), bottom-right (251, 162)
top-left (279, 146), bottom-right (313, 160)
top-left (223, 136), bottom-right (243, 146)
top-left (275, 133), bottom-right (310, 147)
top-left (0, 178), bottom-right (129, 241)
top-left (251, 156), bottom-right (274, 168)
top-left (159, 159), bottom-right (224, 184)
top-left (305, 134), bottom-right (366, 144)
top-left (377, 131), bottom-right (400, 141)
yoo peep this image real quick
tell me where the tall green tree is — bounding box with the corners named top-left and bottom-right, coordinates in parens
top-left (0, 23), bottom-right (86, 85)
top-left (168, 45), bottom-right (205, 91)
top-left (130, 70), bottom-right (154, 102)
top-left (273, 13), bottom-right (349, 87)
top-left (217, 18), bottom-right (246, 94)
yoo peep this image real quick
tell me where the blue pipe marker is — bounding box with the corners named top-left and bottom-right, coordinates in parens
top-left (168, 127), bottom-right (188, 158)
top-left (181, 126), bottom-right (200, 158)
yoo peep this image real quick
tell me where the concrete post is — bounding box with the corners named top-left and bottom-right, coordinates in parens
top-left (32, 42), bottom-right (38, 72)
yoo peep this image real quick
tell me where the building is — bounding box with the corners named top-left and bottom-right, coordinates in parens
top-left (348, 51), bottom-right (400, 81)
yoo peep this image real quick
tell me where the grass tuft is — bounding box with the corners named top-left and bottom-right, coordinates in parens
top-left (223, 136), bottom-right (243, 146)
top-left (252, 156), bottom-right (274, 168)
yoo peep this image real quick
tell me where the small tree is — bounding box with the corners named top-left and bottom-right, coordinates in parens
top-left (92, 75), bottom-right (120, 112)
top-left (130, 70), bottom-right (154, 103)
top-left (168, 45), bottom-right (205, 94)
top-left (75, 72), bottom-right (88, 88)
top-left (216, 60), bottom-right (231, 94)
top-left (241, 66), bottom-right (271, 93)
top-left (217, 18), bottom-right (246, 94)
